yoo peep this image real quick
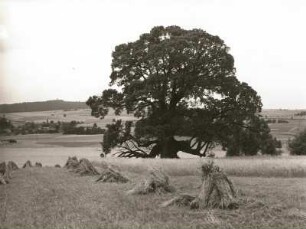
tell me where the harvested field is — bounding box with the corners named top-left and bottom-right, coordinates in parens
top-left (0, 110), bottom-right (306, 227)
top-left (94, 156), bottom-right (306, 178)
top-left (0, 167), bottom-right (305, 229)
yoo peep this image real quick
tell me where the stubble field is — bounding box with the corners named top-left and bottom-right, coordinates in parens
top-left (0, 108), bottom-right (306, 228)
top-left (0, 163), bottom-right (305, 229)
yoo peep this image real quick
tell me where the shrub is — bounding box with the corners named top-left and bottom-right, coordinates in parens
top-left (273, 138), bottom-right (282, 148)
top-left (289, 129), bottom-right (306, 155)
top-left (225, 117), bottom-right (278, 156)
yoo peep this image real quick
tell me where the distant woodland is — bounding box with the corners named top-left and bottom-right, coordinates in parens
top-left (0, 100), bottom-right (88, 113)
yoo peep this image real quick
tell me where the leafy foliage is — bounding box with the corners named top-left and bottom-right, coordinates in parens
top-left (225, 117), bottom-right (279, 156)
top-left (62, 121), bottom-right (105, 135)
top-left (87, 26), bottom-right (263, 158)
top-left (289, 129), bottom-right (306, 155)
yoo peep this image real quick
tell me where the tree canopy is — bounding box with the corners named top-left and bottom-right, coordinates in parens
top-left (87, 26), bottom-right (265, 158)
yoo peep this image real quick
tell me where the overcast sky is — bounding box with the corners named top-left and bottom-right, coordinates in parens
top-left (0, 0), bottom-right (305, 109)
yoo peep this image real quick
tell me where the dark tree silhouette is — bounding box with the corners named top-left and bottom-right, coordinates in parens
top-left (225, 116), bottom-right (278, 156)
top-left (289, 128), bottom-right (306, 155)
top-left (87, 26), bottom-right (262, 158)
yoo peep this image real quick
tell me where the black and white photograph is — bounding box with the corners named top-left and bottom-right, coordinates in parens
top-left (0, 0), bottom-right (306, 228)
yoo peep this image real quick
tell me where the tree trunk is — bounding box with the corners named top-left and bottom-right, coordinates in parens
top-left (147, 137), bottom-right (209, 158)
top-left (160, 137), bottom-right (179, 158)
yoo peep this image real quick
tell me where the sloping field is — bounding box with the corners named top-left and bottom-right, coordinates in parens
top-left (1, 108), bottom-right (137, 128)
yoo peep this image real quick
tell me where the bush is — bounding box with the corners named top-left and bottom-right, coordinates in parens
top-left (273, 138), bottom-right (282, 148)
top-left (289, 129), bottom-right (306, 155)
top-left (266, 119), bottom-right (276, 124)
top-left (225, 117), bottom-right (279, 156)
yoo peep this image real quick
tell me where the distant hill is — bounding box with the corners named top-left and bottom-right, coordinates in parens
top-left (0, 100), bottom-right (88, 113)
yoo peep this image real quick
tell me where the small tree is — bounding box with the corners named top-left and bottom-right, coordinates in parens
top-left (289, 129), bottom-right (306, 155)
top-left (225, 117), bottom-right (278, 156)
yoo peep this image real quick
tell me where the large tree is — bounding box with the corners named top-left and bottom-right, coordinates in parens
top-left (87, 26), bottom-right (263, 158)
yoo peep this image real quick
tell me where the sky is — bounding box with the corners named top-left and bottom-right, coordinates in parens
top-left (0, 0), bottom-right (305, 109)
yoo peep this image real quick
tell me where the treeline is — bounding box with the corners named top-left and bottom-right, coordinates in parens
top-left (0, 100), bottom-right (88, 113)
top-left (0, 117), bottom-right (104, 135)
top-left (266, 119), bottom-right (289, 124)
top-left (295, 111), bottom-right (306, 116)
top-left (62, 121), bottom-right (105, 135)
